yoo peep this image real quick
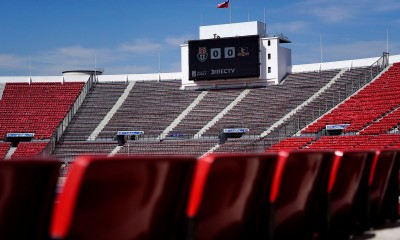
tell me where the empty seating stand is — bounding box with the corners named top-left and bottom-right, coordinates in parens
top-left (205, 70), bottom-right (340, 136)
top-left (10, 141), bottom-right (49, 159)
top-left (0, 82), bottom-right (84, 140)
top-left (97, 80), bottom-right (200, 139)
top-left (0, 158), bottom-right (60, 240)
top-left (60, 82), bottom-right (127, 141)
top-left (303, 64), bottom-right (400, 134)
top-left (52, 141), bottom-right (118, 161)
top-left (305, 134), bottom-right (400, 150)
top-left (267, 137), bottom-right (315, 152)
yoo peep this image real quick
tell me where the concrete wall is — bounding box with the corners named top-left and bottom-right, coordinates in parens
top-left (0, 75), bottom-right (89, 84)
top-left (279, 46), bottom-right (291, 82)
top-left (199, 21), bottom-right (265, 39)
top-left (97, 72), bottom-right (182, 83)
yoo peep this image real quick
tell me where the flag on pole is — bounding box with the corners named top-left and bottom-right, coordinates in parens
top-left (217, 0), bottom-right (229, 8)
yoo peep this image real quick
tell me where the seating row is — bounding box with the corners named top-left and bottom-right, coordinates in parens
top-left (268, 134), bottom-right (400, 152)
top-left (10, 142), bottom-right (49, 159)
top-left (303, 64), bottom-right (400, 134)
top-left (0, 82), bottom-right (85, 139)
top-left (1, 150), bottom-right (398, 239)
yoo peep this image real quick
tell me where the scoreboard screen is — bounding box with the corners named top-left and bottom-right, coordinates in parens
top-left (188, 35), bottom-right (260, 81)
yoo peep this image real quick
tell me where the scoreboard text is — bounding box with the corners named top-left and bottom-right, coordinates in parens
top-left (188, 35), bottom-right (260, 81)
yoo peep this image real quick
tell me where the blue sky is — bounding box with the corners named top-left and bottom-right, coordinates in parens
top-left (0, 0), bottom-right (399, 76)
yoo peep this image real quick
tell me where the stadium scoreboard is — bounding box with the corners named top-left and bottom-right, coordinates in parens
top-left (188, 35), bottom-right (260, 81)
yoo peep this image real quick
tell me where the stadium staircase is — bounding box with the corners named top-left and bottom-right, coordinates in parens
top-left (4, 147), bottom-right (17, 160)
top-left (302, 64), bottom-right (395, 134)
top-left (51, 68), bottom-right (373, 158)
top-left (203, 69), bottom-right (340, 137)
top-left (0, 83), bottom-right (5, 100)
top-left (0, 142), bottom-right (11, 159)
top-left (194, 89), bottom-right (251, 139)
top-left (96, 80), bottom-right (200, 139)
top-left (160, 90), bottom-right (208, 139)
top-left (59, 82), bottom-right (127, 141)
top-left (88, 81), bottom-right (136, 140)
top-left (108, 145), bottom-right (123, 157)
top-left (266, 61), bottom-right (400, 152)
top-left (260, 69), bottom-right (347, 138)
top-left (47, 54), bottom-right (398, 158)
top-left (358, 105), bottom-right (400, 134)
top-left (256, 54), bottom-right (389, 150)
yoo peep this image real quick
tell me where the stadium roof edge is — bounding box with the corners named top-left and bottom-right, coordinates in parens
top-left (291, 54), bottom-right (400, 73)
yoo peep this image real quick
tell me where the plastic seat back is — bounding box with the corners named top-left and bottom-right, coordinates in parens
top-left (186, 153), bottom-right (279, 240)
top-left (368, 150), bottom-right (396, 226)
top-left (0, 159), bottom-right (60, 240)
top-left (51, 155), bottom-right (196, 240)
top-left (269, 150), bottom-right (338, 240)
top-left (327, 150), bottom-right (369, 238)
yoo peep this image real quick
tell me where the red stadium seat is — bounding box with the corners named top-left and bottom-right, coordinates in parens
top-left (186, 153), bottom-right (279, 240)
top-left (368, 150), bottom-right (398, 226)
top-left (377, 150), bottom-right (400, 225)
top-left (266, 150), bottom-right (339, 240)
top-left (316, 150), bottom-right (370, 239)
top-left (0, 158), bottom-right (60, 240)
top-left (187, 151), bottom-right (341, 240)
top-left (50, 155), bottom-right (196, 240)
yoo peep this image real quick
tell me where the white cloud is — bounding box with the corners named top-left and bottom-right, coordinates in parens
top-left (373, 0), bottom-right (400, 12)
top-left (165, 35), bottom-right (194, 46)
top-left (269, 21), bottom-right (311, 34)
top-left (0, 54), bottom-right (28, 70)
top-left (322, 40), bottom-right (390, 61)
top-left (292, 39), bottom-right (400, 65)
top-left (119, 39), bottom-right (161, 54)
top-left (2, 41), bottom-right (168, 75)
top-left (309, 6), bottom-right (354, 23)
top-left (104, 65), bottom-right (155, 75)
top-left (290, 0), bottom-right (400, 24)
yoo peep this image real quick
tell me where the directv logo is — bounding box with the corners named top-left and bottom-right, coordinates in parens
top-left (211, 68), bottom-right (235, 75)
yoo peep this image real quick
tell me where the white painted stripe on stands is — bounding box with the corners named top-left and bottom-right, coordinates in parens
top-left (87, 81), bottom-right (136, 141)
top-left (4, 147), bottom-right (17, 160)
top-left (200, 144), bottom-right (220, 158)
top-left (194, 89), bottom-right (251, 139)
top-left (260, 69), bottom-right (347, 138)
top-left (0, 83), bottom-right (5, 100)
top-left (108, 145), bottom-right (122, 157)
top-left (159, 91), bottom-right (208, 139)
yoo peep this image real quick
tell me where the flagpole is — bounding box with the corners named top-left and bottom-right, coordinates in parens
top-left (264, 8), bottom-right (266, 36)
top-left (320, 35), bottom-right (323, 72)
top-left (230, 0), bottom-right (232, 23)
top-left (386, 28), bottom-right (389, 53)
top-left (200, 8), bottom-right (203, 26)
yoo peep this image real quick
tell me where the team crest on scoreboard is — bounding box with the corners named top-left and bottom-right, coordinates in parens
top-left (197, 47), bottom-right (208, 62)
top-left (237, 47), bottom-right (250, 57)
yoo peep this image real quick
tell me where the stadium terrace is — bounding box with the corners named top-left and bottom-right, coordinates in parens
top-left (0, 21), bottom-right (400, 239)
